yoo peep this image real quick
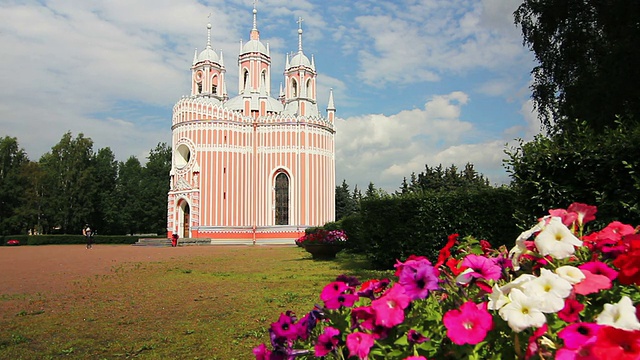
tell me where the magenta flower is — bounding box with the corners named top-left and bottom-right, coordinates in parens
top-left (443, 301), bottom-right (493, 345)
top-left (270, 312), bottom-right (298, 341)
top-left (403, 357), bottom-right (428, 360)
top-left (398, 261), bottom-right (440, 300)
top-left (314, 326), bottom-right (340, 357)
top-left (558, 323), bottom-right (602, 350)
top-left (407, 329), bottom-right (429, 345)
top-left (459, 254), bottom-right (503, 281)
top-left (371, 283), bottom-right (411, 328)
top-left (253, 343), bottom-right (272, 360)
top-left (324, 292), bottom-right (359, 310)
top-left (351, 306), bottom-right (376, 331)
top-left (346, 331), bottom-right (375, 359)
top-left (321, 281), bottom-right (349, 301)
top-left (579, 261), bottom-right (618, 281)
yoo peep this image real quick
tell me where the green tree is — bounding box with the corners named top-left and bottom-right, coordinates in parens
top-left (39, 132), bottom-right (96, 234)
top-left (0, 136), bottom-right (31, 234)
top-left (92, 148), bottom-right (119, 235)
top-left (335, 179), bottom-right (357, 221)
top-left (114, 156), bottom-right (144, 235)
top-left (140, 143), bottom-right (171, 234)
top-left (514, 0), bottom-right (640, 134)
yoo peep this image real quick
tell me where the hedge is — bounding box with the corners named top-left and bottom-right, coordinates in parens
top-left (353, 188), bottom-right (519, 269)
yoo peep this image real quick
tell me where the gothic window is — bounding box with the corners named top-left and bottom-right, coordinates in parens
top-left (291, 79), bottom-right (298, 97)
top-left (306, 78), bottom-right (312, 98)
top-left (212, 75), bottom-right (218, 94)
top-left (243, 69), bottom-right (249, 92)
top-left (275, 172), bottom-right (289, 225)
top-left (197, 82), bottom-right (202, 94)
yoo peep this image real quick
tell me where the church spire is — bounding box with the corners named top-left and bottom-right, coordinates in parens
top-left (250, 0), bottom-right (260, 40)
top-left (297, 17), bottom-right (304, 53)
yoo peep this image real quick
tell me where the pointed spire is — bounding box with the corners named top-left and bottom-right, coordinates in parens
top-left (249, 0), bottom-right (260, 40)
top-left (296, 17), bottom-right (304, 53)
top-left (279, 82), bottom-right (284, 97)
top-left (252, 0), bottom-right (258, 31)
top-left (219, 50), bottom-right (224, 66)
top-left (193, 48), bottom-right (198, 65)
top-left (327, 88), bottom-right (336, 110)
top-left (206, 23), bottom-right (212, 49)
top-left (285, 52), bottom-right (290, 68)
top-left (266, 42), bottom-right (270, 56)
top-left (311, 54), bottom-right (315, 68)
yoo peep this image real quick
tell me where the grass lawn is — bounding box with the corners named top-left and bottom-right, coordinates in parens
top-left (0, 246), bottom-right (390, 359)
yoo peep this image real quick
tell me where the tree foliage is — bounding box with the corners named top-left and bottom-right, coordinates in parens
top-left (514, 0), bottom-right (640, 134)
top-left (0, 133), bottom-right (171, 236)
top-left (506, 119), bottom-right (640, 228)
top-left (396, 163), bottom-right (490, 196)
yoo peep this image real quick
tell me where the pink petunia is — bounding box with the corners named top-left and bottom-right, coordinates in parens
top-left (443, 301), bottom-right (493, 345)
top-left (404, 357), bottom-right (428, 360)
top-left (573, 269), bottom-right (612, 295)
top-left (579, 261), bottom-right (618, 281)
top-left (314, 326), bottom-right (340, 357)
top-left (346, 331), bottom-right (375, 359)
top-left (550, 208), bottom-right (578, 227)
top-left (351, 306), bottom-right (376, 331)
top-left (371, 283), bottom-right (411, 328)
top-left (567, 203), bottom-right (597, 227)
top-left (253, 343), bottom-right (272, 360)
top-left (459, 254), bottom-right (503, 281)
top-left (321, 281), bottom-right (349, 301)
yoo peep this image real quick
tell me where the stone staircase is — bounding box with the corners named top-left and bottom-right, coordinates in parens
top-left (132, 238), bottom-right (172, 247)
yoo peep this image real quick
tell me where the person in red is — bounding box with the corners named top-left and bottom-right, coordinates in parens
top-left (171, 233), bottom-right (179, 247)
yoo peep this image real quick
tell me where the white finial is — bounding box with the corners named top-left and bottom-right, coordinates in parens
top-left (206, 23), bottom-right (212, 49)
top-left (297, 17), bottom-right (304, 53)
top-left (252, 0), bottom-right (258, 30)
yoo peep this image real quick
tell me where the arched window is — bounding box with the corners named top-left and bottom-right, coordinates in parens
top-left (275, 172), bottom-right (289, 225)
top-left (212, 75), bottom-right (218, 94)
top-left (243, 69), bottom-right (249, 92)
top-left (291, 79), bottom-right (298, 98)
top-left (197, 82), bottom-right (202, 94)
top-left (306, 78), bottom-right (312, 98)
top-left (261, 70), bottom-right (267, 90)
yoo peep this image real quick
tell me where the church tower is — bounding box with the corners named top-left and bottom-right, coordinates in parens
top-left (167, 5), bottom-right (336, 244)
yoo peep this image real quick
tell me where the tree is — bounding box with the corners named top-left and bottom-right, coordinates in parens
top-left (140, 143), bottom-right (171, 234)
top-left (335, 180), bottom-right (357, 221)
top-left (92, 148), bottom-right (118, 234)
top-left (0, 136), bottom-right (31, 234)
top-left (114, 157), bottom-right (144, 235)
top-left (514, 0), bottom-right (640, 134)
top-left (38, 132), bottom-right (96, 234)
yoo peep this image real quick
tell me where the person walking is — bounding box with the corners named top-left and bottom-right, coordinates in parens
top-left (83, 224), bottom-right (94, 249)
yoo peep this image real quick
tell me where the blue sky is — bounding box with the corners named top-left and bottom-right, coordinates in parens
top-left (0, 0), bottom-right (540, 192)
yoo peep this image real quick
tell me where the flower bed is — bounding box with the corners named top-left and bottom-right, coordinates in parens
top-left (255, 203), bottom-right (640, 359)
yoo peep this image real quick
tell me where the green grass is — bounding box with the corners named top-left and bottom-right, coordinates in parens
top-left (0, 246), bottom-right (391, 359)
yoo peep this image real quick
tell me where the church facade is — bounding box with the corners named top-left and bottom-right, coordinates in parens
top-left (167, 7), bottom-right (336, 243)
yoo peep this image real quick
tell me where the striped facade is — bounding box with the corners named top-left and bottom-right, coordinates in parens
top-left (167, 8), bottom-right (336, 243)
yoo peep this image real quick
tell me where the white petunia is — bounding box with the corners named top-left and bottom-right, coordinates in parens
top-left (509, 220), bottom-right (545, 270)
top-left (523, 269), bottom-right (572, 313)
top-left (498, 288), bottom-right (547, 332)
top-left (534, 217), bottom-right (583, 259)
top-left (488, 284), bottom-right (509, 310)
top-left (596, 296), bottom-right (640, 330)
top-left (556, 265), bottom-right (586, 284)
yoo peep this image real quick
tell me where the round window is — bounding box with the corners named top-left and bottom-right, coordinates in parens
top-left (175, 143), bottom-right (191, 169)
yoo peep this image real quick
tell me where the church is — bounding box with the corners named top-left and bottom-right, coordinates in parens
top-left (167, 6), bottom-right (336, 243)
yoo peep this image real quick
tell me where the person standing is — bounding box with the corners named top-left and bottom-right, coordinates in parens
top-left (83, 224), bottom-right (94, 249)
top-left (171, 233), bottom-right (179, 247)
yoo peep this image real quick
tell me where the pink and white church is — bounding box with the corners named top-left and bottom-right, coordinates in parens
top-left (167, 7), bottom-right (336, 243)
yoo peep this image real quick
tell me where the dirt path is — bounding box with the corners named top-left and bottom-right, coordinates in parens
top-left (0, 245), bottom-right (226, 295)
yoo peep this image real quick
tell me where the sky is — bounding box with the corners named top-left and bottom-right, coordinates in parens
top-left (0, 0), bottom-right (541, 192)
